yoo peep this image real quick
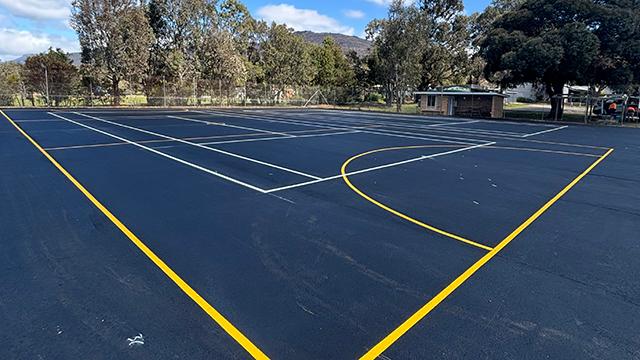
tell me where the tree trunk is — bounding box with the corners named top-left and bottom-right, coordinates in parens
top-left (112, 77), bottom-right (121, 106)
top-left (546, 81), bottom-right (565, 120)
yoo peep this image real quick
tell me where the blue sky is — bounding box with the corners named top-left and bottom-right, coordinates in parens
top-left (0, 0), bottom-right (491, 60)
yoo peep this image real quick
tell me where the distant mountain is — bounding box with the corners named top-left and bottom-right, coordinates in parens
top-left (297, 31), bottom-right (372, 57)
top-left (4, 32), bottom-right (371, 66)
top-left (8, 52), bottom-right (82, 66)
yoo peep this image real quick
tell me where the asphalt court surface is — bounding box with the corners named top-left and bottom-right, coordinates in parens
top-left (1, 107), bottom-right (639, 359)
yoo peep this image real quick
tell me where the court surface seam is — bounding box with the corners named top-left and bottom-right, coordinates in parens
top-left (357, 147), bottom-right (614, 360)
top-left (0, 109), bottom-right (270, 359)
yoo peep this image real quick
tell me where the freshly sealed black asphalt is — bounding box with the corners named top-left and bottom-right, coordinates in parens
top-left (1, 108), bottom-right (638, 359)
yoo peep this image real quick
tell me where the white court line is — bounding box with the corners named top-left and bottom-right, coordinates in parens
top-left (235, 110), bottom-right (609, 150)
top-left (73, 112), bottom-right (322, 180)
top-left (48, 112), bottom-right (268, 193)
top-left (167, 115), bottom-right (294, 137)
top-left (15, 119), bottom-right (65, 123)
top-left (270, 110), bottom-right (526, 136)
top-left (290, 114), bottom-right (524, 137)
top-left (200, 110), bottom-right (480, 146)
top-left (213, 109), bottom-right (516, 141)
top-left (314, 109), bottom-right (562, 128)
top-left (263, 110), bottom-right (523, 136)
top-left (46, 141), bottom-right (131, 151)
top-left (44, 127), bottom-right (364, 151)
top-left (428, 120), bottom-right (481, 127)
top-left (265, 142), bottom-right (496, 193)
top-left (521, 125), bottom-right (569, 138)
top-left (152, 130), bottom-right (361, 149)
top-left (198, 109), bottom-right (350, 132)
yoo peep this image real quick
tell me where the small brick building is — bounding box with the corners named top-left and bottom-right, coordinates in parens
top-left (415, 88), bottom-right (506, 119)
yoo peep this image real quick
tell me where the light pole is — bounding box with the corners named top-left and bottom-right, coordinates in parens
top-left (41, 63), bottom-right (50, 106)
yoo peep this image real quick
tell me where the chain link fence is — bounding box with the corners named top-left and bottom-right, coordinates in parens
top-left (3, 81), bottom-right (639, 126)
top-left (0, 80), bottom-right (375, 108)
top-left (504, 94), bottom-right (640, 125)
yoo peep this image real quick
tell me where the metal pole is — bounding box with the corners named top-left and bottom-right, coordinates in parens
top-left (162, 75), bottom-right (167, 108)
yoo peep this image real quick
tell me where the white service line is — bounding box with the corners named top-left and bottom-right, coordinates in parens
top-left (216, 109), bottom-right (516, 141)
top-left (312, 108), bottom-right (562, 128)
top-left (265, 142), bottom-right (496, 193)
top-left (199, 109), bottom-right (348, 132)
top-left (427, 120), bottom-right (481, 127)
top-left (247, 110), bottom-right (601, 149)
top-left (209, 109), bottom-right (608, 149)
top-left (47, 112), bottom-right (268, 193)
top-left (73, 112), bottom-right (322, 180)
top-left (167, 115), bottom-right (294, 137)
top-left (199, 110), bottom-right (480, 145)
top-left (15, 119), bottom-right (65, 123)
top-left (46, 141), bottom-right (130, 151)
top-left (298, 115), bottom-right (524, 137)
top-left (521, 125), bottom-right (569, 138)
top-left (152, 130), bottom-right (361, 149)
top-left (270, 111), bottom-right (523, 136)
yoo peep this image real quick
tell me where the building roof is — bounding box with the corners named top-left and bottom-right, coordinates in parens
top-left (414, 91), bottom-right (508, 98)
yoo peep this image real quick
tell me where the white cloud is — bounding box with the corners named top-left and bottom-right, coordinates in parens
top-left (257, 4), bottom-right (355, 36)
top-left (0, 28), bottom-right (79, 60)
top-left (343, 9), bottom-right (365, 19)
top-left (0, 0), bottom-right (71, 21)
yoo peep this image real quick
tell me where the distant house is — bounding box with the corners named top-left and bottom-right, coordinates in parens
top-left (415, 86), bottom-right (507, 118)
top-left (505, 83), bottom-right (544, 103)
top-left (505, 83), bottom-right (613, 103)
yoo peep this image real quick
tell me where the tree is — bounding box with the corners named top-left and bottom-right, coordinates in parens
top-left (0, 62), bottom-right (25, 106)
top-left (23, 49), bottom-right (78, 106)
top-left (311, 37), bottom-right (354, 88)
top-left (416, 0), bottom-right (471, 89)
top-left (262, 23), bottom-right (313, 100)
top-left (199, 30), bottom-right (247, 97)
top-left (587, 0), bottom-right (640, 94)
top-left (366, 0), bottom-right (423, 111)
top-left (346, 50), bottom-right (371, 100)
top-left (468, 0), bottom-right (526, 85)
top-left (480, 0), bottom-right (602, 119)
top-left (72, 0), bottom-right (154, 105)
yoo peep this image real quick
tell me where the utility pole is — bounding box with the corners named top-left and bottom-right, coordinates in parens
top-left (41, 63), bottom-right (50, 106)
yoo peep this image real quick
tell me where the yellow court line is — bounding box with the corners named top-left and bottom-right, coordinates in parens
top-left (359, 147), bottom-right (614, 360)
top-left (341, 145), bottom-right (494, 251)
top-left (0, 109), bottom-right (270, 360)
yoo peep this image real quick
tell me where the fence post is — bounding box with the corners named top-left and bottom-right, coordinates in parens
top-left (162, 75), bottom-right (167, 108)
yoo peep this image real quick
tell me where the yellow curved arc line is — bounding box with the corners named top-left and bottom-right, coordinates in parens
top-left (340, 145), bottom-right (494, 251)
top-left (0, 110), bottom-right (269, 360)
top-left (358, 147), bottom-right (614, 360)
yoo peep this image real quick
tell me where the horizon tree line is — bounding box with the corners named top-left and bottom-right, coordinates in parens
top-left (0, 0), bottom-right (638, 118)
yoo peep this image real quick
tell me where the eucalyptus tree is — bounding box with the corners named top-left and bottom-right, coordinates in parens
top-left (261, 23), bottom-right (313, 101)
top-left (415, 0), bottom-right (471, 89)
top-left (71, 0), bottom-right (154, 105)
